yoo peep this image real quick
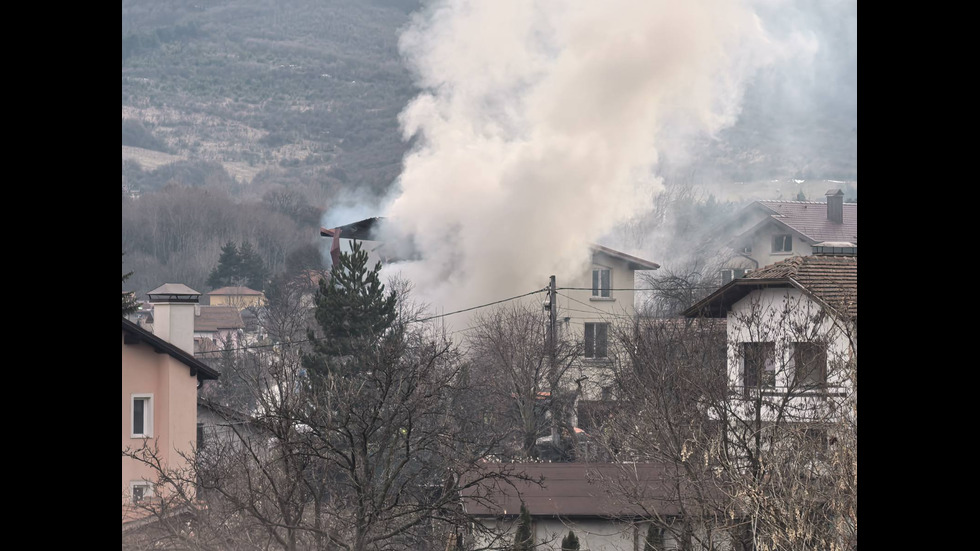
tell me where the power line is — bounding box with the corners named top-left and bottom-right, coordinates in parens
top-left (410, 287), bottom-right (549, 323)
top-left (194, 287), bottom-right (549, 357)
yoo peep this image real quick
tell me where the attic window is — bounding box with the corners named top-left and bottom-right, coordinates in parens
top-left (772, 234), bottom-right (792, 253)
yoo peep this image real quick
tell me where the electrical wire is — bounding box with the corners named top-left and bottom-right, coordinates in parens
top-left (193, 286), bottom-right (549, 357)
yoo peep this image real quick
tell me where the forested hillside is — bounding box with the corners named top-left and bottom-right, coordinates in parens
top-left (122, 0), bottom-right (420, 296)
top-left (122, 0), bottom-right (856, 298)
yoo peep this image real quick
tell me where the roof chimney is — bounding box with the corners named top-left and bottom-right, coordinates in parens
top-left (147, 283), bottom-right (200, 355)
top-left (826, 189), bottom-right (844, 224)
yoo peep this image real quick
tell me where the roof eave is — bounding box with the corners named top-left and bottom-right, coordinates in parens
top-left (122, 318), bottom-right (220, 381)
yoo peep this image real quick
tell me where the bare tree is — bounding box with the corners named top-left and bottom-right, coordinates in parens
top-left (466, 303), bottom-right (582, 461)
top-left (124, 247), bottom-right (522, 551)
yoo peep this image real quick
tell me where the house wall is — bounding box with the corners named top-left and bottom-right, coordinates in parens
top-left (726, 287), bottom-right (855, 421)
top-left (744, 224), bottom-right (813, 270)
top-left (122, 334), bottom-right (199, 501)
top-left (208, 294), bottom-right (264, 309)
top-left (557, 251), bottom-right (640, 401)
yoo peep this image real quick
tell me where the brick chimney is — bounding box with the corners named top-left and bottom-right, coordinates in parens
top-left (826, 189), bottom-right (844, 224)
top-left (146, 283), bottom-right (201, 354)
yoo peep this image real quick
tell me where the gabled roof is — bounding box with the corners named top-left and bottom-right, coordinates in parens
top-left (194, 306), bottom-right (245, 332)
top-left (684, 255), bottom-right (857, 320)
top-left (207, 286), bottom-right (264, 296)
top-left (741, 200), bottom-right (857, 245)
top-left (122, 318), bottom-right (220, 381)
top-left (591, 244), bottom-right (660, 271)
top-left (461, 462), bottom-right (696, 518)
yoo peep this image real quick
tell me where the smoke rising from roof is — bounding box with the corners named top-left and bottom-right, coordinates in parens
top-left (367, 0), bottom-right (830, 320)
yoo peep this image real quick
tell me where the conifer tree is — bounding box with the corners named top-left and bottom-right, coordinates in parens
top-left (303, 239), bottom-right (397, 375)
top-left (561, 530), bottom-right (580, 550)
top-left (207, 241), bottom-right (242, 289)
top-left (512, 503), bottom-right (534, 551)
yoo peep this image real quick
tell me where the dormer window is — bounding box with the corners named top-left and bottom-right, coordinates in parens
top-left (772, 234), bottom-right (792, 253)
top-left (592, 268), bottom-right (611, 298)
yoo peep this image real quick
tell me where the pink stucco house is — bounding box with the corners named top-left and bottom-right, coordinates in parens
top-left (122, 284), bottom-right (219, 521)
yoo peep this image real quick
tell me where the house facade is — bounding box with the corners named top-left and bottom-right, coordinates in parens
top-left (684, 254), bottom-right (857, 423)
top-left (557, 244), bottom-right (659, 401)
top-left (122, 284), bottom-right (219, 513)
top-left (717, 189), bottom-right (857, 284)
top-left (205, 285), bottom-right (266, 309)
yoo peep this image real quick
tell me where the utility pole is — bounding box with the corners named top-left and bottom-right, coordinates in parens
top-left (547, 275), bottom-right (557, 363)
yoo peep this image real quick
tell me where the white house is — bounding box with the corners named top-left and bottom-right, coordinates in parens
top-left (555, 244), bottom-right (659, 401)
top-left (684, 254), bottom-right (857, 423)
top-left (715, 189), bottom-right (857, 284)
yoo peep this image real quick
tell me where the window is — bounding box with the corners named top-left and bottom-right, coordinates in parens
top-left (772, 234), bottom-right (792, 253)
top-left (742, 342), bottom-right (775, 396)
top-left (592, 268), bottom-right (611, 298)
top-left (584, 323), bottom-right (608, 358)
top-left (792, 342), bottom-right (827, 390)
top-left (130, 480), bottom-right (153, 504)
top-left (131, 394), bottom-right (153, 438)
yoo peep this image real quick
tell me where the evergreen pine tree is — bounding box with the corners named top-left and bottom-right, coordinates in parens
top-left (303, 240), bottom-right (398, 377)
top-left (512, 502), bottom-right (534, 551)
top-left (561, 530), bottom-right (580, 550)
top-left (238, 240), bottom-right (268, 291)
top-left (208, 241), bottom-right (241, 289)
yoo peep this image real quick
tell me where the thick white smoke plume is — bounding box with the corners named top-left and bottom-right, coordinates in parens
top-left (377, 0), bottom-right (804, 321)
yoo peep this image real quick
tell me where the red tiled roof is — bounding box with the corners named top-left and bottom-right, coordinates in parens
top-left (194, 306), bottom-right (245, 332)
top-left (743, 255), bottom-right (857, 318)
top-left (685, 255), bottom-right (857, 319)
top-left (754, 200), bottom-right (858, 245)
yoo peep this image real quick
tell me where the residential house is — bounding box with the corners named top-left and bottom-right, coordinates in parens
top-left (193, 304), bottom-right (246, 351)
top-left (683, 254), bottom-right (857, 422)
top-left (205, 285), bottom-right (266, 309)
top-left (461, 462), bottom-right (730, 551)
top-left (716, 189), bottom-right (857, 284)
top-left (122, 284), bottom-right (219, 515)
top-left (556, 244), bottom-right (659, 402)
